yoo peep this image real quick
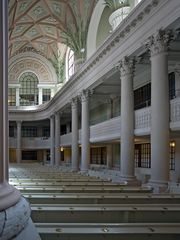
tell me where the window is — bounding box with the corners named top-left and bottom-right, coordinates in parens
top-left (135, 143), bottom-right (175, 170)
top-left (9, 126), bottom-right (15, 137)
top-left (68, 49), bottom-right (75, 78)
top-left (42, 127), bottom-right (50, 137)
top-left (19, 72), bottom-right (38, 106)
top-left (170, 142), bottom-right (175, 170)
top-left (22, 151), bottom-right (37, 160)
top-left (134, 83), bottom-right (151, 110)
top-left (90, 147), bottom-right (107, 165)
top-left (8, 88), bottom-right (16, 106)
top-left (22, 126), bottom-right (37, 137)
top-left (169, 72), bottom-right (175, 99)
top-left (135, 144), bottom-right (151, 168)
top-left (43, 89), bottom-right (51, 103)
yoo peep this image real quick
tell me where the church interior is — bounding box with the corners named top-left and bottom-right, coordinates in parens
top-left (1, 0), bottom-right (180, 239)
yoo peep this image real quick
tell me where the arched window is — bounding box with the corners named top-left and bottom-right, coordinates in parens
top-left (66, 48), bottom-right (75, 80)
top-left (19, 72), bottom-right (39, 106)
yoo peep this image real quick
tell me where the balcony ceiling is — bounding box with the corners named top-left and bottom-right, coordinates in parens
top-left (8, 0), bottom-right (97, 60)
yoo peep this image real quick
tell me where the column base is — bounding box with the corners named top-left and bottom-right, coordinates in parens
top-left (0, 196), bottom-right (40, 240)
top-left (120, 175), bottom-right (141, 186)
top-left (0, 181), bottom-right (21, 211)
top-left (147, 179), bottom-right (169, 193)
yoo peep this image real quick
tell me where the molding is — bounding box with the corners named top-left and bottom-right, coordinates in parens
top-left (9, 52), bottom-right (57, 84)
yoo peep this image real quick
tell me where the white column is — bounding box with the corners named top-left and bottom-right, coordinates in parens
top-left (80, 90), bottom-right (90, 171)
top-left (50, 115), bottom-right (55, 165)
top-left (107, 144), bottom-right (113, 169)
top-left (71, 97), bottom-right (79, 171)
top-left (16, 87), bottom-right (20, 106)
top-left (147, 30), bottom-right (173, 191)
top-left (119, 57), bottom-right (137, 182)
top-left (16, 121), bottom-right (22, 163)
top-left (55, 112), bottom-right (61, 166)
top-left (0, 2), bottom-right (39, 239)
top-left (38, 87), bottom-right (43, 105)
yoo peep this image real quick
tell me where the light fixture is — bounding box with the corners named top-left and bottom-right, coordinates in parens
top-left (60, 147), bottom-right (64, 152)
top-left (170, 141), bottom-right (175, 147)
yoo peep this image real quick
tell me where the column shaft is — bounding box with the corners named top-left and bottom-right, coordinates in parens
top-left (71, 98), bottom-right (79, 171)
top-left (16, 121), bottom-right (22, 163)
top-left (55, 112), bottom-right (61, 166)
top-left (50, 116), bottom-right (55, 165)
top-left (0, 0), bottom-right (21, 211)
top-left (151, 52), bottom-right (169, 183)
top-left (80, 90), bottom-right (90, 171)
top-left (147, 30), bottom-right (173, 189)
top-left (120, 57), bottom-right (136, 181)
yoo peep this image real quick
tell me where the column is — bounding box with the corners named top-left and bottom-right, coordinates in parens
top-left (16, 121), bottom-right (22, 163)
top-left (38, 87), bottom-right (43, 105)
top-left (107, 144), bottom-right (113, 169)
top-left (71, 97), bottom-right (79, 171)
top-left (80, 90), bottom-right (90, 171)
top-left (147, 30), bottom-right (173, 190)
top-left (0, 1), bottom-right (39, 238)
top-left (16, 87), bottom-right (20, 106)
top-left (55, 112), bottom-right (61, 166)
top-left (119, 57), bottom-right (137, 182)
top-left (50, 115), bottom-right (55, 165)
top-left (175, 139), bottom-right (180, 182)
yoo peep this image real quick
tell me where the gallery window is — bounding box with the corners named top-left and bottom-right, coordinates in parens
top-left (19, 72), bottom-right (39, 106)
top-left (8, 88), bottom-right (16, 106)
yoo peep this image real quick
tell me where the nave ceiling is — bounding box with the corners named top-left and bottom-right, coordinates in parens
top-left (8, 0), bottom-right (97, 66)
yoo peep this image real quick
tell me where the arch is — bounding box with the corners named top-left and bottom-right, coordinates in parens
top-left (86, 0), bottom-right (106, 59)
top-left (9, 52), bottom-right (57, 84)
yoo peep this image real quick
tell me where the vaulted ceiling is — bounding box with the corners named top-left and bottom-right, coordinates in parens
top-left (8, 0), bottom-right (97, 61)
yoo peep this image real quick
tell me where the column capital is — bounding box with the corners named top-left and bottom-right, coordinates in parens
top-left (119, 56), bottom-right (135, 78)
top-left (145, 29), bottom-right (175, 57)
top-left (79, 89), bottom-right (93, 102)
top-left (71, 97), bottom-right (78, 108)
